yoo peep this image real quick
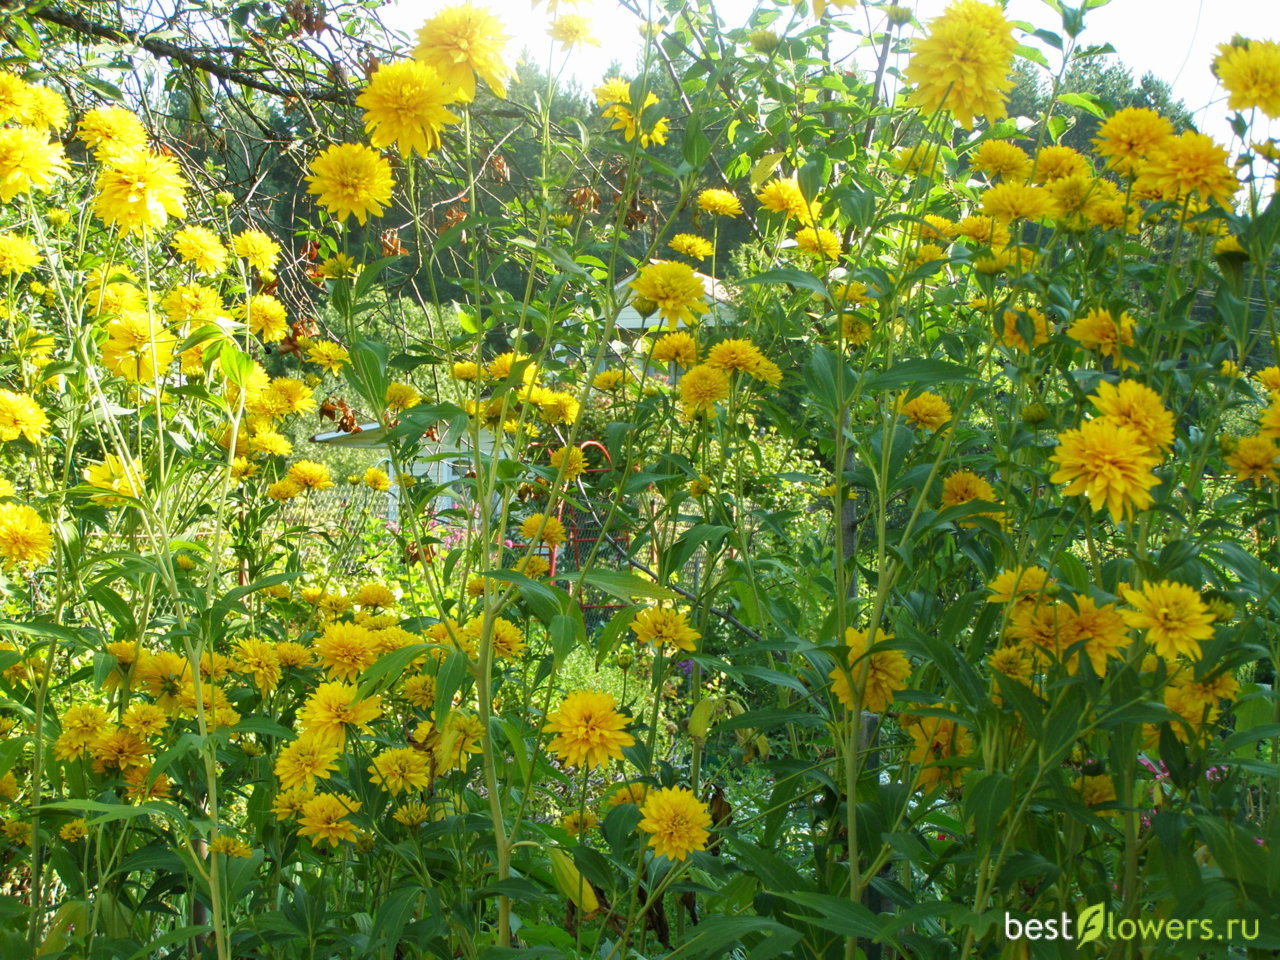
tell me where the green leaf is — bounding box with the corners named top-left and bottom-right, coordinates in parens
top-left (716, 708), bottom-right (826, 734)
top-left (359, 644), bottom-right (432, 699)
top-left (344, 339), bottom-right (391, 417)
top-left (549, 614), bottom-right (582, 666)
top-left (964, 771), bottom-right (1011, 841)
top-left (1058, 92), bottom-right (1106, 119)
top-left (570, 569), bottom-right (677, 603)
top-left (434, 649), bottom-right (469, 726)
top-left (41, 799), bottom-right (188, 829)
top-left (740, 269), bottom-right (828, 298)
top-left (229, 717), bottom-right (294, 740)
top-left (679, 916), bottom-right (799, 959)
top-left (125, 925), bottom-right (210, 960)
top-left (776, 892), bottom-right (881, 939)
top-left (352, 256), bottom-right (401, 301)
top-left (865, 358), bottom-right (978, 391)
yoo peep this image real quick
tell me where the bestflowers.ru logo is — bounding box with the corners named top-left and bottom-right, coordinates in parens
top-left (1003, 903), bottom-right (1260, 943)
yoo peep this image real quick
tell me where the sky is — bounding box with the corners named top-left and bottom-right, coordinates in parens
top-left (385, 0), bottom-right (1280, 148)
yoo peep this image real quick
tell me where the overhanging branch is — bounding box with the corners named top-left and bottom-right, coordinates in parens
top-left (11, 2), bottom-right (351, 103)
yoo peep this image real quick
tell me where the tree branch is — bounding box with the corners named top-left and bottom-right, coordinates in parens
top-left (14, 2), bottom-right (351, 103)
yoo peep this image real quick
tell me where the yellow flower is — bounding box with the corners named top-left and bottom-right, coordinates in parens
top-left (630, 606), bottom-right (700, 652)
top-left (363, 467), bottom-right (391, 491)
top-left (1075, 775), bottom-right (1118, 813)
top-left (1135, 132), bottom-right (1237, 207)
top-left (544, 690), bottom-right (635, 769)
top-left (296, 686), bottom-right (381, 752)
top-left (549, 445), bottom-right (586, 480)
top-left (516, 554), bottom-right (550, 578)
top-left (459, 614), bottom-right (526, 659)
top-left (0, 74), bottom-right (32, 125)
top-left (898, 391), bottom-right (951, 431)
top-left (306, 340), bottom-right (350, 374)
top-left (286, 460), bottom-right (334, 491)
top-left (840, 314), bottom-right (872, 346)
top-left (1215, 39), bottom-right (1280, 119)
top-left (697, 188), bottom-right (742, 216)
top-left (1123, 580), bottom-right (1215, 661)
top-left (794, 226), bottom-right (841, 259)
top-left (560, 809), bottom-right (600, 836)
top-left (0, 390), bottom-right (47, 443)
top-left (368, 747), bottom-right (431, 795)
top-left (0, 126), bottom-right (68, 202)
top-left (101, 313), bottom-right (177, 383)
top-left (275, 735), bottom-right (341, 792)
top-left (232, 229), bottom-right (281, 273)
top-left (986, 566), bottom-right (1053, 605)
top-left (115, 706), bottom-right (165, 742)
top-left (413, 4), bottom-right (511, 101)
top-left (903, 708), bottom-right (973, 789)
top-left (393, 801), bottom-right (431, 827)
top-left (455, 360), bottom-right (483, 384)
top-left (239, 294), bottom-right (289, 343)
top-left (669, 233), bottom-right (714, 260)
top-left (706, 338), bottom-right (764, 377)
top-left (60, 819), bottom-right (88, 842)
top-left (678, 363), bottom-right (729, 416)
top-left (1033, 144), bottom-right (1088, 183)
top-left (971, 140), bottom-right (1032, 180)
top-left (1088, 380), bottom-right (1174, 454)
top-left (940, 470), bottom-right (995, 509)
top-left (77, 106), bottom-right (147, 160)
top-left (894, 143), bottom-right (941, 177)
top-left (1227, 435), bottom-right (1280, 485)
top-left (537, 390), bottom-right (579, 424)
top-left (955, 215), bottom-right (1010, 247)
top-left (1092, 107), bottom-right (1172, 176)
top-left (829, 627), bottom-right (911, 713)
top-left (0, 234), bottom-right (40, 276)
top-left (637, 786), bottom-right (711, 861)
top-left (600, 89), bottom-right (669, 148)
top-left (89, 727), bottom-right (151, 772)
top-left (94, 150), bottom-right (188, 235)
top-left (297, 792), bottom-right (361, 847)
top-left (630, 261), bottom-right (709, 327)
top-left (359, 60), bottom-right (461, 157)
top-left (981, 182), bottom-right (1058, 223)
top-left (919, 215), bottom-right (957, 242)
top-left (268, 378), bottom-right (316, 416)
top-left (1048, 418), bottom-right (1161, 523)
top-left (232, 637), bottom-right (282, 692)
top-left (904, 0), bottom-right (1016, 128)
top-left (385, 381), bottom-right (421, 411)
top-left (208, 836), bottom-right (253, 858)
top-left (1067, 308), bottom-right (1137, 370)
top-left (170, 225), bottom-right (228, 275)
top-left (162, 284), bottom-right (223, 326)
top-left (997, 307), bottom-right (1051, 352)
top-left (0, 503), bottom-right (52, 568)
top-left (519, 512), bottom-right (566, 547)
top-left (313, 623), bottom-right (377, 681)
top-left (84, 454), bottom-right (142, 504)
top-left (1215, 235), bottom-right (1246, 257)
top-left (270, 786), bottom-right (315, 821)
top-left (431, 710), bottom-right (485, 772)
top-left (593, 369), bottom-right (626, 390)
top-left (755, 177), bottom-right (818, 224)
top-left (549, 14), bottom-right (599, 48)
top-left (651, 331), bottom-right (698, 367)
top-left (306, 143), bottom-right (394, 225)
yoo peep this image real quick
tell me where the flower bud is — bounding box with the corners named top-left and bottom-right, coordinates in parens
top-left (1021, 402), bottom-right (1049, 425)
